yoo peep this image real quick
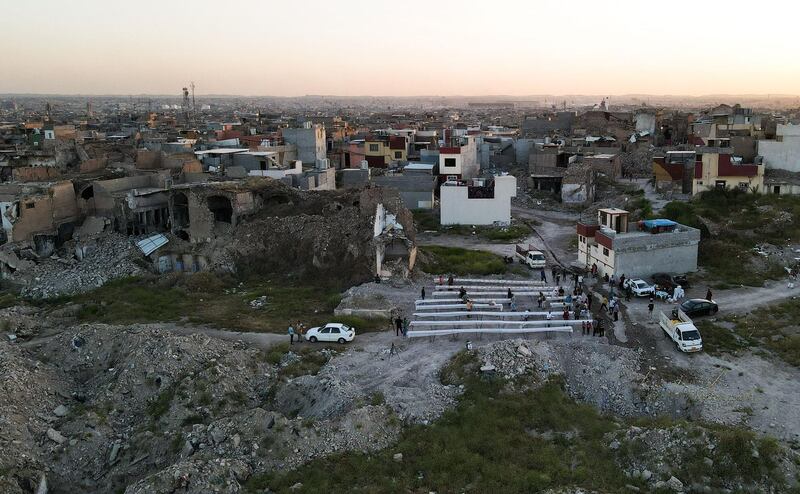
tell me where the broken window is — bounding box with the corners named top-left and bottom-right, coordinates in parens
top-left (603, 247), bottom-right (609, 256)
top-left (80, 186), bottom-right (94, 200)
top-left (207, 195), bottom-right (233, 224)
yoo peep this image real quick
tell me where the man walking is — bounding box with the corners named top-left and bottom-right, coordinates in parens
top-left (287, 324), bottom-right (295, 345)
top-left (395, 316), bottom-right (402, 336)
top-left (421, 286), bottom-right (426, 300)
top-left (540, 269), bottom-right (547, 282)
top-left (648, 297), bottom-right (655, 323)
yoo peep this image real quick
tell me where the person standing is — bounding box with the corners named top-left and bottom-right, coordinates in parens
top-left (540, 269), bottom-right (547, 282)
top-left (613, 303), bottom-right (619, 322)
top-left (598, 319), bottom-right (605, 337)
top-left (459, 286), bottom-right (467, 300)
top-left (287, 324), bottom-right (295, 345)
top-left (587, 291), bottom-right (593, 310)
top-left (447, 274), bottom-right (454, 286)
top-left (507, 288), bottom-right (513, 301)
top-left (705, 288), bottom-right (713, 301)
top-left (402, 318), bottom-right (409, 337)
top-left (296, 321), bottom-right (304, 343)
top-left (648, 297), bottom-right (655, 323)
top-left (421, 286), bottom-right (426, 300)
top-left (395, 317), bottom-right (402, 336)
top-left (600, 296), bottom-right (608, 313)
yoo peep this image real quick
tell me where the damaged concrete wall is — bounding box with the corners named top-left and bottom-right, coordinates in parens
top-left (11, 166), bottom-right (61, 182)
top-left (197, 180), bottom-right (417, 285)
top-left (136, 149), bottom-right (161, 170)
top-left (3, 181), bottom-right (79, 242)
top-left (79, 157), bottom-right (108, 174)
top-left (93, 174), bottom-right (168, 218)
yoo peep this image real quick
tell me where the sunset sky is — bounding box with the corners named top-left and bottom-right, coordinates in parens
top-left (2, 0), bottom-right (798, 96)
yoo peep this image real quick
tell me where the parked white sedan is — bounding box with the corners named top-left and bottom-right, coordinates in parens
top-left (304, 323), bottom-right (356, 344)
top-left (623, 278), bottom-right (656, 297)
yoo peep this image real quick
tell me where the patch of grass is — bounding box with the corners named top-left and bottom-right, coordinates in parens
top-left (696, 320), bottom-right (751, 356)
top-left (280, 348), bottom-right (338, 379)
top-left (147, 388), bottom-right (175, 420)
top-left (59, 274), bottom-right (346, 334)
top-left (181, 414), bottom-right (205, 427)
top-left (369, 391), bottom-right (385, 406)
top-left (419, 246), bottom-right (510, 276)
top-left (412, 209), bottom-right (533, 242)
top-left (411, 208), bottom-right (441, 231)
top-left (247, 353), bottom-right (632, 493)
top-left (661, 190), bottom-right (800, 287)
top-left (696, 300), bottom-right (800, 367)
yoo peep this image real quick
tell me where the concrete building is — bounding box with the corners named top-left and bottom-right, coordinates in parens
top-left (372, 163), bottom-right (437, 209)
top-left (758, 124), bottom-right (800, 173)
top-left (282, 122), bottom-right (326, 165)
top-left (653, 149), bottom-right (764, 195)
top-left (440, 175), bottom-right (516, 226)
top-left (438, 136), bottom-right (479, 182)
top-left (0, 181), bottom-right (80, 248)
top-left (583, 153), bottom-right (621, 178)
top-left (577, 208), bottom-right (699, 278)
top-left (92, 173), bottom-right (171, 235)
top-left (693, 151), bottom-right (763, 194)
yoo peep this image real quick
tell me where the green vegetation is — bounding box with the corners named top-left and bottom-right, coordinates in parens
top-left (248, 351), bottom-right (787, 493)
top-left (51, 274), bottom-right (366, 334)
top-left (411, 209), bottom-right (533, 243)
top-left (263, 342), bottom-right (341, 379)
top-left (419, 246), bottom-right (511, 276)
top-left (661, 189), bottom-right (800, 287)
top-left (697, 299), bottom-right (800, 367)
top-left (146, 387), bottom-right (175, 420)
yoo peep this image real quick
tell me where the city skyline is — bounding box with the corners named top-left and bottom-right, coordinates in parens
top-left (2, 0), bottom-right (799, 97)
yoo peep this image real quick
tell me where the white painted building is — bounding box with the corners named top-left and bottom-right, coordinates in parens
top-left (440, 175), bottom-right (516, 226)
top-left (758, 124), bottom-right (800, 173)
top-left (438, 136), bottom-right (479, 181)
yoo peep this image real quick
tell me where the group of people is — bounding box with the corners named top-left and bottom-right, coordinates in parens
top-left (392, 313), bottom-right (410, 337)
top-left (287, 321), bottom-right (307, 344)
top-left (581, 318), bottom-right (605, 336)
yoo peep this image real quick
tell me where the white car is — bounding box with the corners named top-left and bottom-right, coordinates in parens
top-left (304, 323), bottom-right (356, 344)
top-left (624, 278), bottom-right (655, 297)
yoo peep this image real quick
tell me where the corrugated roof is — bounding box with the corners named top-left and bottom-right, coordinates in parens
top-left (136, 234), bottom-right (169, 256)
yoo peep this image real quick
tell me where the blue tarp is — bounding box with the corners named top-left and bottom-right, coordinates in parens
top-left (642, 219), bottom-right (677, 229)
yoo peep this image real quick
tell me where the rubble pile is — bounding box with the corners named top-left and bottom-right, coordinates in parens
top-left (2, 323), bottom-right (406, 493)
top-left (217, 184), bottom-right (416, 285)
top-left (20, 233), bottom-right (144, 299)
top-left (477, 339), bottom-right (686, 418)
top-left (0, 345), bottom-right (70, 494)
top-left (0, 305), bottom-right (50, 340)
top-left (620, 148), bottom-right (656, 177)
top-left (609, 424), bottom-right (799, 492)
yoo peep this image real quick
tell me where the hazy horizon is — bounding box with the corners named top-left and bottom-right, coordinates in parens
top-left (2, 0), bottom-right (799, 97)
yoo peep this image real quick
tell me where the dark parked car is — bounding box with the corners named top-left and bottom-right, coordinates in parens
top-left (680, 299), bottom-right (718, 317)
top-left (652, 273), bottom-right (690, 290)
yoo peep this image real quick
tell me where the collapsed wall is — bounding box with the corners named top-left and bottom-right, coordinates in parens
top-left (195, 179), bottom-right (417, 285)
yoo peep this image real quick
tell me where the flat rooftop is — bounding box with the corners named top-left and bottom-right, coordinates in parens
top-left (194, 148), bottom-right (249, 156)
